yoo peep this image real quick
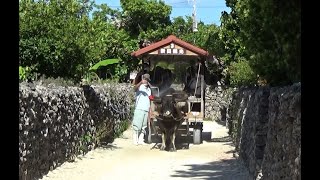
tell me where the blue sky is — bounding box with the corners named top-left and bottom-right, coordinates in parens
top-left (94, 0), bottom-right (231, 25)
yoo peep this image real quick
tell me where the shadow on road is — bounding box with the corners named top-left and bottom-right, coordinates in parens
top-left (215, 120), bottom-right (227, 127)
top-left (171, 158), bottom-right (248, 180)
top-left (149, 130), bottom-right (235, 151)
top-left (206, 136), bottom-right (232, 143)
top-left (99, 142), bottom-right (122, 150)
top-left (149, 134), bottom-right (191, 151)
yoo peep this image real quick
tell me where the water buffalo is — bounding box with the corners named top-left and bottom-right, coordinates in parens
top-left (153, 91), bottom-right (188, 152)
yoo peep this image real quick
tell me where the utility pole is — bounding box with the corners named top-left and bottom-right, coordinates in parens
top-left (192, 0), bottom-right (198, 32)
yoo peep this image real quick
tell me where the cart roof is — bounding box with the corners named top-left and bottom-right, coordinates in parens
top-left (131, 35), bottom-right (209, 58)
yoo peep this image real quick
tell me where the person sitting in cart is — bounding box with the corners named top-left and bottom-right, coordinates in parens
top-left (184, 60), bottom-right (206, 98)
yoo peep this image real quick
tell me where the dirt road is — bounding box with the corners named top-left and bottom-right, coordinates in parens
top-left (40, 121), bottom-right (249, 180)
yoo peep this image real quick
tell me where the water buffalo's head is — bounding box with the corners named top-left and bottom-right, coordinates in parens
top-left (161, 95), bottom-right (176, 118)
top-left (153, 92), bottom-right (188, 119)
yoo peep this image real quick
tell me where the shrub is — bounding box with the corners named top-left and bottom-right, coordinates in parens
top-left (228, 59), bottom-right (256, 87)
top-left (19, 66), bottom-right (38, 82)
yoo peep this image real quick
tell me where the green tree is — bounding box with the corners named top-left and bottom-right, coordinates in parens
top-left (19, 0), bottom-right (108, 81)
top-left (92, 3), bottom-right (139, 81)
top-left (221, 0), bottom-right (301, 85)
top-left (167, 16), bottom-right (224, 56)
top-left (120, 0), bottom-right (172, 39)
top-left (228, 59), bottom-right (256, 87)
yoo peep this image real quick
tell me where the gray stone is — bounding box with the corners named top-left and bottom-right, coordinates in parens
top-left (225, 84), bottom-right (300, 179)
top-left (19, 82), bottom-right (134, 180)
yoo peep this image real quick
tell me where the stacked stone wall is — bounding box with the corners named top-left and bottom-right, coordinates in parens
top-left (19, 82), bottom-right (134, 180)
top-left (226, 83), bottom-right (300, 179)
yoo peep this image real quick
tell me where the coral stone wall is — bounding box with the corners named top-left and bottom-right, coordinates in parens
top-left (19, 82), bottom-right (134, 180)
top-left (19, 81), bottom-right (301, 180)
top-left (227, 83), bottom-right (301, 179)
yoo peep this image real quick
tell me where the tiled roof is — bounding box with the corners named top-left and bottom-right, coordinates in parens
top-left (131, 35), bottom-right (209, 57)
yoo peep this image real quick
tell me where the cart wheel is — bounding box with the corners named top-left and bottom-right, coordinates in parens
top-left (193, 123), bottom-right (203, 144)
top-left (147, 124), bottom-right (152, 143)
top-left (147, 132), bottom-right (152, 143)
top-left (193, 128), bottom-right (201, 144)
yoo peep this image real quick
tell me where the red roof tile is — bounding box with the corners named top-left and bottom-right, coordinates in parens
top-left (131, 35), bottom-right (209, 57)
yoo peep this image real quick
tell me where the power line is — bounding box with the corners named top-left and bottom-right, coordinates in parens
top-left (164, 0), bottom-right (189, 4)
top-left (172, 6), bottom-right (226, 8)
top-left (107, 5), bottom-right (226, 8)
top-left (168, 0), bottom-right (189, 5)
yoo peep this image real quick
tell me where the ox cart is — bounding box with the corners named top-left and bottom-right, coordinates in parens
top-left (131, 35), bottom-right (210, 149)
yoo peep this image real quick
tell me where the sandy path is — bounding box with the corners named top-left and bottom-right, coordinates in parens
top-left (40, 121), bottom-right (249, 180)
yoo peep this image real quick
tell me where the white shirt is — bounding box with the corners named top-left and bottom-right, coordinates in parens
top-left (135, 84), bottom-right (151, 111)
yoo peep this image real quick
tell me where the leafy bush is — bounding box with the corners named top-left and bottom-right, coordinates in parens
top-left (19, 66), bottom-right (27, 82)
top-left (19, 66), bottom-right (38, 82)
top-left (228, 59), bottom-right (256, 87)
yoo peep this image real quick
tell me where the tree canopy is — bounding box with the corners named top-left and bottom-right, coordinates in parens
top-left (220, 0), bottom-right (301, 86)
top-left (19, 0), bottom-right (300, 87)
